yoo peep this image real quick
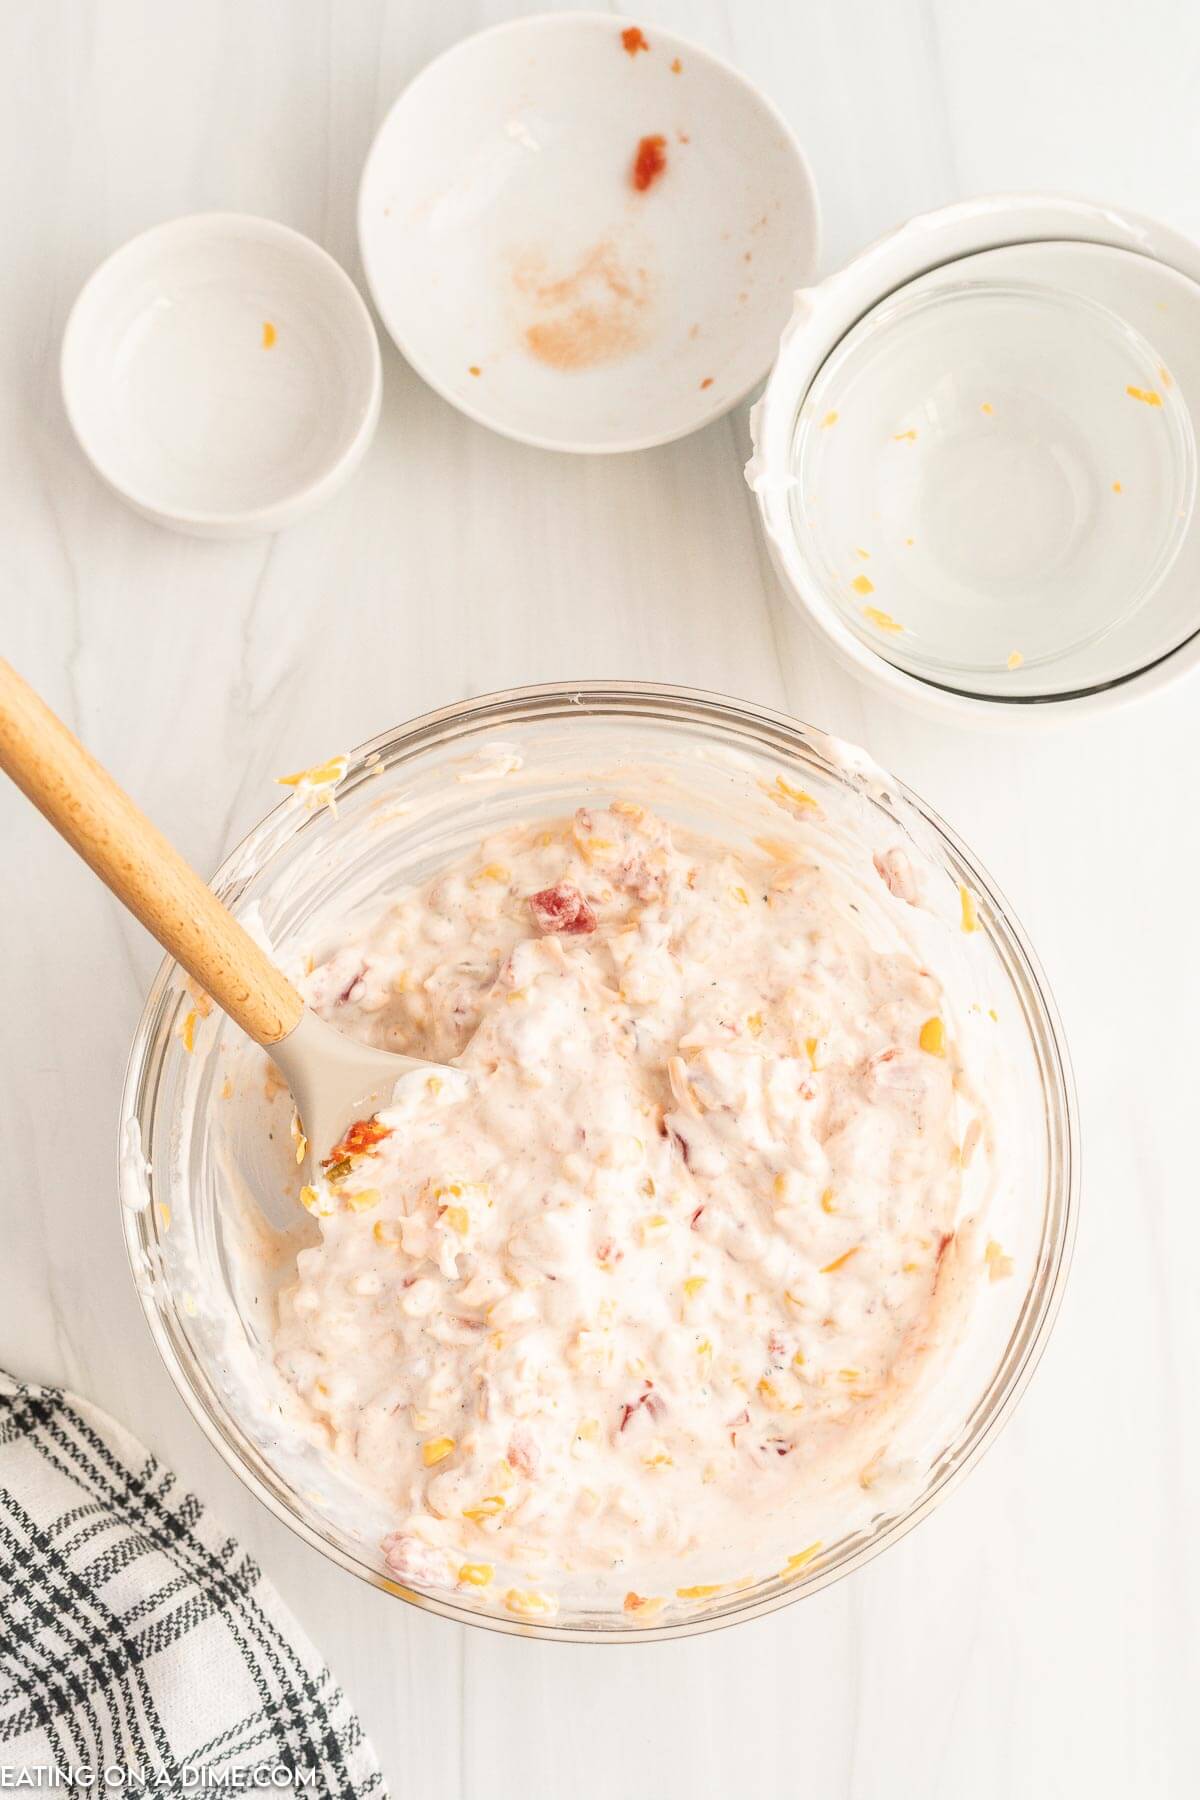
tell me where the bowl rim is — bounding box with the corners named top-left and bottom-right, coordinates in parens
top-left (119, 679), bottom-right (1080, 1642)
top-left (60, 210), bottom-right (382, 533)
top-left (356, 11), bottom-right (822, 455)
top-left (750, 191), bottom-right (1200, 721)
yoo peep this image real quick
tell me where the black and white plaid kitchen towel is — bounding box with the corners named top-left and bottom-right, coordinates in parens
top-left (0, 1374), bottom-right (386, 1796)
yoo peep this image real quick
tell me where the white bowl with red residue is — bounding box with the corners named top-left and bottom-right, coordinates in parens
top-left (358, 13), bottom-right (820, 453)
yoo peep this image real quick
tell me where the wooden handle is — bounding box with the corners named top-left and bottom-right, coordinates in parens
top-left (0, 658), bottom-right (304, 1046)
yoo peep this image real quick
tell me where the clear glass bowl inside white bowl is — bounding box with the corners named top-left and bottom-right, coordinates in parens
top-left (119, 683), bottom-right (1077, 1641)
top-left (790, 277), bottom-right (1195, 689)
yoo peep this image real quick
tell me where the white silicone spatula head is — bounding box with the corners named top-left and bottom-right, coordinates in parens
top-left (0, 657), bottom-right (439, 1163)
top-left (268, 1010), bottom-right (430, 1170)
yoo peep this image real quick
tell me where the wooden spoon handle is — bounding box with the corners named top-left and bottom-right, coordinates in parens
top-left (0, 658), bottom-right (304, 1046)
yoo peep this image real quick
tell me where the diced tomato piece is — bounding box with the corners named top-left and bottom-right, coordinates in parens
top-left (324, 1115), bottom-right (392, 1165)
top-left (529, 882), bottom-right (597, 935)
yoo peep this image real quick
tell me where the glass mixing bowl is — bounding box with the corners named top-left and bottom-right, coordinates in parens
top-left (119, 683), bottom-right (1078, 1642)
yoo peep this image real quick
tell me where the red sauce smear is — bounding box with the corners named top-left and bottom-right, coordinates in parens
top-left (621, 25), bottom-right (649, 54)
top-left (632, 134), bottom-right (668, 192)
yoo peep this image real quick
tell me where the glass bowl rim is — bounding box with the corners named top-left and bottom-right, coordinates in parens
top-left (118, 678), bottom-right (1080, 1643)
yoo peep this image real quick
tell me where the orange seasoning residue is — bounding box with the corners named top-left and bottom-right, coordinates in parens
top-left (632, 134), bottom-right (668, 192)
top-left (514, 240), bottom-right (652, 372)
top-left (670, 56), bottom-right (683, 73)
top-left (262, 321), bottom-right (277, 349)
top-left (621, 25), bottom-right (649, 54)
top-left (700, 376), bottom-right (714, 390)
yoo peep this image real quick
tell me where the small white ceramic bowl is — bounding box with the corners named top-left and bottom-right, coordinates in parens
top-left (358, 12), bottom-right (820, 453)
top-left (750, 194), bottom-right (1200, 723)
top-left (61, 214), bottom-right (382, 538)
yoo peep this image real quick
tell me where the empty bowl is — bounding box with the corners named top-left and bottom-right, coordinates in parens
top-left (790, 271), bottom-right (1196, 694)
top-left (61, 213), bottom-right (382, 537)
top-left (751, 196), bottom-right (1200, 717)
top-left (358, 13), bottom-right (820, 453)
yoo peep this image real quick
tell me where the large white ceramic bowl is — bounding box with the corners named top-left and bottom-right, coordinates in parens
top-left (359, 13), bottom-right (820, 453)
top-left (62, 214), bottom-right (381, 538)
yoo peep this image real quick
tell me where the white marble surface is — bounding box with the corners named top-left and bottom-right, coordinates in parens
top-left (2, 2), bottom-right (1199, 1795)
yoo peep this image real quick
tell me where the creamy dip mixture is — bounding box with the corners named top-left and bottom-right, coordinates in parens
top-left (273, 799), bottom-right (982, 1619)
